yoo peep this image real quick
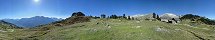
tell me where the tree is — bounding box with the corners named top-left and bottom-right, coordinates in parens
top-left (107, 16), bottom-right (110, 18)
top-left (156, 15), bottom-right (159, 19)
top-left (131, 17), bottom-right (135, 20)
top-left (172, 18), bottom-right (177, 23)
top-left (101, 14), bottom-right (106, 18)
top-left (152, 13), bottom-right (156, 18)
top-left (110, 15), bottom-right (118, 19)
top-left (128, 16), bottom-right (131, 20)
top-left (72, 13), bottom-right (77, 16)
top-left (76, 12), bottom-right (85, 16)
top-left (199, 17), bottom-right (215, 25)
top-left (180, 14), bottom-right (200, 19)
top-left (72, 12), bottom-right (85, 17)
top-left (123, 14), bottom-right (126, 19)
top-left (156, 15), bottom-right (160, 21)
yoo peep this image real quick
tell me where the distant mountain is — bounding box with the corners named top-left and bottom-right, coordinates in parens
top-left (0, 20), bottom-right (21, 30)
top-left (2, 16), bottom-right (63, 28)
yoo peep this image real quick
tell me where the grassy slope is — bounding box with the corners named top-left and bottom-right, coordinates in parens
top-left (1, 19), bottom-right (215, 40)
top-left (0, 24), bottom-right (18, 40)
top-left (20, 19), bottom-right (215, 40)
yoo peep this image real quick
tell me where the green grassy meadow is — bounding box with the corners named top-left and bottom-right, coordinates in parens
top-left (0, 19), bottom-right (215, 40)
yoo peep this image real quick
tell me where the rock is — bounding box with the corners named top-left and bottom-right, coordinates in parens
top-left (107, 26), bottom-right (111, 28)
top-left (118, 20), bottom-right (121, 21)
top-left (88, 28), bottom-right (98, 32)
top-left (160, 13), bottom-right (180, 23)
top-left (193, 27), bottom-right (198, 28)
top-left (93, 29), bottom-right (97, 31)
top-left (136, 26), bottom-right (141, 28)
top-left (136, 21), bottom-right (140, 23)
top-left (202, 28), bottom-right (209, 30)
top-left (155, 26), bottom-right (168, 32)
top-left (131, 13), bottom-right (156, 20)
top-left (156, 27), bottom-right (162, 31)
top-left (96, 22), bottom-right (99, 25)
top-left (55, 23), bottom-right (63, 26)
top-left (0, 30), bottom-right (7, 32)
top-left (175, 29), bottom-right (181, 31)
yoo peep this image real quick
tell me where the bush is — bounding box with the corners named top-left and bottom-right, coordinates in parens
top-left (110, 15), bottom-right (118, 19)
top-left (72, 12), bottom-right (85, 16)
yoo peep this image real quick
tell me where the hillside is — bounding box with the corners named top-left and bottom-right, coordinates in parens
top-left (0, 20), bottom-right (21, 30)
top-left (0, 13), bottom-right (215, 40)
top-left (0, 20), bottom-right (22, 39)
top-left (3, 18), bottom-right (213, 40)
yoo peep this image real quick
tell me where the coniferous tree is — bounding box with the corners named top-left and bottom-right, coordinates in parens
top-left (152, 13), bottom-right (156, 18)
top-left (89, 15), bottom-right (93, 18)
top-left (72, 12), bottom-right (85, 17)
top-left (156, 15), bottom-right (159, 19)
top-left (131, 17), bottom-right (135, 20)
top-left (107, 16), bottom-right (110, 19)
top-left (110, 15), bottom-right (118, 19)
top-left (101, 14), bottom-right (106, 18)
top-left (123, 14), bottom-right (126, 19)
top-left (128, 16), bottom-right (131, 20)
top-left (72, 13), bottom-right (77, 16)
top-left (76, 12), bottom-right (85, 16)
top-left (156, 15), bottom-right (161, 21)
top-left (172, 18), bottom-right (177, 23)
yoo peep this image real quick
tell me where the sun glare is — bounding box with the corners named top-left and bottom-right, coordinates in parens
top-left (34, 0), bottom-right (40, 3)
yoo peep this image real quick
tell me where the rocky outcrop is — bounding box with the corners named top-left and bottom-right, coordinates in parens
top-left (131, 13), bottom-right (158, 20)
top-left (160, 13), bottom-right (180, 24)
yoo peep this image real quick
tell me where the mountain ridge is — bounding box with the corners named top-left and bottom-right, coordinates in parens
top-left (2, 16), bottom-right (63, 28)
top-left (0, 20), bottom-right (22, 29)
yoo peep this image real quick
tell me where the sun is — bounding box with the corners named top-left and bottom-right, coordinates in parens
top-left (34, 0), bottom-right (40, 3)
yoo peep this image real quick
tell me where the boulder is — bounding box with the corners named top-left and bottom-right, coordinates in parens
top-left (160, 13), bottom-right (180, 23)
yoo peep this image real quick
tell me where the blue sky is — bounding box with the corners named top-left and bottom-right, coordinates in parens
top-left (0, 0), bottom-right (215, 19)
